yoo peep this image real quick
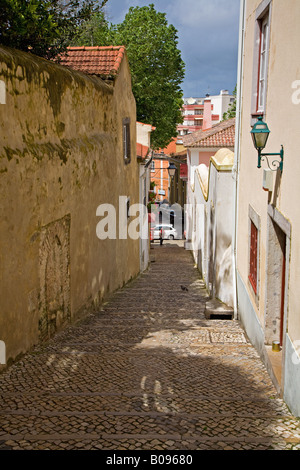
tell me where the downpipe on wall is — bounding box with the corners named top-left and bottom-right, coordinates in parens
top-left (232, 0), bottom-right (246, 320)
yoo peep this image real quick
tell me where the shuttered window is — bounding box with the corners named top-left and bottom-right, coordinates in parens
top-left (249, 221), bottom-right (258, 293)
top-left (250, 0), bottom-right (272, 124)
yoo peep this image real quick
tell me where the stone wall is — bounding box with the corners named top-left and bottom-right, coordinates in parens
top-left (0, 46), bottom-right (140, 367)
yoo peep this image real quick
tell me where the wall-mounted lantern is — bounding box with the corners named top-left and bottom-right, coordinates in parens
top-left (167, 162), bottom-right (177, 178)
top-left (251, 116), bottom-right (284, 171)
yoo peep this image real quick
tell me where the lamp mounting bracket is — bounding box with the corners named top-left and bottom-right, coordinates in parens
top-left (258, 145), bottom-right (284, 172)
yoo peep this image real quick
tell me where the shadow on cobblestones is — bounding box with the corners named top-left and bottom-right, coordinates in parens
top-left (0, 242), bottom-right (299, 450)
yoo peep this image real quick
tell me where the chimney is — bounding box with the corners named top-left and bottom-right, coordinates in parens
top-left (202, 97), bottom-right (212, 131)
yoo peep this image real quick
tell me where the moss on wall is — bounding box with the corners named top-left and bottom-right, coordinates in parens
top-left (0, 46), bottom-right (112, 118)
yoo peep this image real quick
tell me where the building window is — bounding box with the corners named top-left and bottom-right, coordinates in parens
top-left (257, 15), bottom-right (269, 112)
top-left (251, 0), bottom-right (272, 123)
top-left (150, 160), bottom-right (155, 172)
top-left (123, 118), bottom-right (131, 163)
top-left (126, 197), bottom-right (130, 219)
top-left (248, 205), bottom-right (261, 299)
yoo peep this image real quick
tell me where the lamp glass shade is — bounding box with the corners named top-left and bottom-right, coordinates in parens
top-left (251, 129), bottom-right (270, 149)
top-left (168, 163), bottom-right (176, 177)
top-left (251, 116), bottom-right (270, 150)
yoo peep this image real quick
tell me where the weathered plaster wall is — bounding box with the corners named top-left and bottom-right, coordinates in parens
top-left (188, 148), bottom-right (234, 307)
top-left (0, 46), bottom-right (139, 366)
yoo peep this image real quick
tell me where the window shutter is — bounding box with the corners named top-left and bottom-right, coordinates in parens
top-left (249, 221), bottom-right (258, 293)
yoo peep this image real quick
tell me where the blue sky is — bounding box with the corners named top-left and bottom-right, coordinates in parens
top-left (104, 0), bottom-right (241, 97)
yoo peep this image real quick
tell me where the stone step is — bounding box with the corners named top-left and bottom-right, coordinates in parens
top-left (0, 352), bottom-right (276, 398)
top-left (0, 393), bottom-right (290, 417)
top-left (205, 299), bottom-right (234, 320)
top-left (0, 412), bottom-right (299, 445)
top-left (1, 435), bottom-right (298, 451)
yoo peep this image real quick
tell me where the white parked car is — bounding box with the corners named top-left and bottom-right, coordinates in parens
top-left (153, 224), bottom-right (178, 240)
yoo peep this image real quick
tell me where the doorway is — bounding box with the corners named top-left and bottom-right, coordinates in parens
top-left (280, 237), bottom-right (286, 347)
top-left (265, 214), bottom-right (288, 345)
top-left (264, 206), bottom-right (290, 388)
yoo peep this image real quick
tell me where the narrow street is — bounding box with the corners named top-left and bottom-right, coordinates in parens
top-left (0, 241), bottom-right (299, 451)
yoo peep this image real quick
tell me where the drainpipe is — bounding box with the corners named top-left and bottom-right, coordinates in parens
top-left (232, 0), bottom-right (246, 319)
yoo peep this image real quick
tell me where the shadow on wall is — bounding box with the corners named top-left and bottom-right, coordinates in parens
top-left (208, 203), bottom-right (215, 296)
top-left (215, 245), bottom-right (233, 307)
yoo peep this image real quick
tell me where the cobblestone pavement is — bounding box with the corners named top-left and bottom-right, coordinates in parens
top-left (0, 241), bottom-right (300, 451)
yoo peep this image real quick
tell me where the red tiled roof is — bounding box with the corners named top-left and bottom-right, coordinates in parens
top-left (136, 143), bottom-right (150, 159)
top-left (137, 121), bottom-right (156, 131)
top-left (58, 46), bottom-right (126, 78)
top-left (182, 118), bottom-right (235, 148)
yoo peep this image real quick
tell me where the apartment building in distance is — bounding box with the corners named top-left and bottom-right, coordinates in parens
top-left (177, 90), bottom-right (235, 142)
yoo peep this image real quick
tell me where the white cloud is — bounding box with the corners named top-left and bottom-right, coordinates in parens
top-left (167, 0), bottom-right (240, 28)
top-left (104, 0), bottom-right (240, 96)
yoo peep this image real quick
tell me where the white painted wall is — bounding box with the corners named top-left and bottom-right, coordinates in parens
top-left (186, 148), bottom-right (235, 306)
top-left (136, 122), bottom-right (152, 148)
top-left (136, 121), bottom-right (153, 272)
top-left (139, 164), bottom-right (150, 272)
top-left (210, 91), bottom-right (234, 119)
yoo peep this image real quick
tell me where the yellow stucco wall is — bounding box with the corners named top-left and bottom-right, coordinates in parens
top-left (0, 46), bottom-right (140, 366)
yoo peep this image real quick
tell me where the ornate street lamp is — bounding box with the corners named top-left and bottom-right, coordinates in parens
top-left (251, 116), bottom-right (284, 171)
top-left (167, 162), bottom-right (177, 177)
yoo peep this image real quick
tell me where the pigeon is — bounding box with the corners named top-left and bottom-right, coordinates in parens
top-left (180, 285), bottom-right (189, 292)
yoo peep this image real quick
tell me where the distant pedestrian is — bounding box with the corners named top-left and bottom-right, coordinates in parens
top-left (159, 227), bottom-right (165, 245)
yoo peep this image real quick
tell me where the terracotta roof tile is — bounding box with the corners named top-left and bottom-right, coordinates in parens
top-left (58, 46), bottom-right (126, 78)
top-left (182, 118), bottom-right (235, 148)
top-left (136, 143), bottom-right (150, 159)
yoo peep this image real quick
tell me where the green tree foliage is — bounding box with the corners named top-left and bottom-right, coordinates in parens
top-left (74, 4), bottom-right (185, 149)
top-left (114, 5), bottom-right (185, 149)
top-left (0, 0), bottom-right (108, 60)
top-left (222, 85), bottom-right (237, 120)
top-left (71, 11), bottom-right (111, 46)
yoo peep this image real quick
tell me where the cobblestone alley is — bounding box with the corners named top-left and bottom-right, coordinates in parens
top-left (0, 241), bottom-right (300, 451)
